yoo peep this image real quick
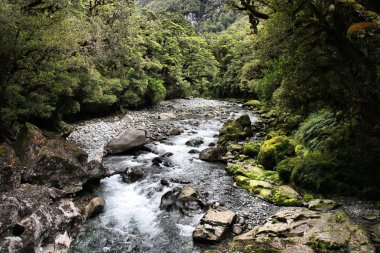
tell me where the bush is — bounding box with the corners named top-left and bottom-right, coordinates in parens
top-left (242, 142), bottom-right (260, 157)
top-left (258, 136), bottom-right (295, 170)
top-left (147, 78), bottom-right (166, 105)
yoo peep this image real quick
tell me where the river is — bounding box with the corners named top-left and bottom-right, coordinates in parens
top-left (71, 99), bottom-right (282, 252)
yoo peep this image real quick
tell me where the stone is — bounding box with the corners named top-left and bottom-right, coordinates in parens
top-left (308, 199), bottom-right (339, 211)
top-left (188, 149), bottom-right (200, 154)
top-left (208, 142), bottom-right (216, 147)
top-left (121, 168), bottom-right (145, 183)
top-left (83, 197), bottom-right (105, 220)
top-left (160, 186), bottom-right (204, 215)
top-left (218, 114), bottom-right (252, 145)
top-left (159, 113), bottom-right (176, 121)
top-left (232, 224), bottom-right (243, 235)
top-left (168, 128), bottom-right (183, 136)
top-left (105, 128), bottom-right (147, 155)
top-left (193, 206), bottom-right (236, 243)
top-left (185, 138), bottom-right (204, 147)
top-left (199, 147), bottom-right (225, 162)
top-left (234, 208), bottom-right (375, 253)
top-left (12, 123), bottom-right (106, 194)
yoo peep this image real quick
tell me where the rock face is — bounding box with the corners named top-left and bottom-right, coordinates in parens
top-left (199, 147), bottom-right (225, 162)
top-left (83, 197), bottom-right (105, 220)
top-left (105, 128), bottom-right (147, 155)
top-left (193, 206), bottom-right (236, 243)
top-left (234, 208), bottom-right (375, 253)
top-left (0, 123), bottom-right (109, 253)
top-left (160, 186), bottom-right (204, 215)
top-left (0, 184), bottom-right (82, 253)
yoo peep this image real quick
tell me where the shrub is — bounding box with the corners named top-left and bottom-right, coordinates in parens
top-left (257, 136), bottom-right (295, 170)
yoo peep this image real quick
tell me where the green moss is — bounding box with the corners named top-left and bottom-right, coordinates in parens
top-left (242, 141), bottom-right (260, 157)
top-left (258, 136), bottom-right (295, 170)
top-left (243, 99), bottom-right (262, 108)
top-left (275, 157), bottom-right (300, 182)
top-left (335, 211), bottom-right (347, 223)
top-left (218, 114), bottom-right (252, 145)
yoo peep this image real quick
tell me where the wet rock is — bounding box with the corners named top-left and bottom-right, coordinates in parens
top-left (199, 147), bottom-right (225, 162)
top-left (208, 142), bottom-right (216, 147)
top-left (83, 197), bottom-right (105, 220)
top-left (360, 210), bottom-right (380, 221)
top-left (234, 208), bottom-right (375, 253)
top-left (188, 149), bottom-right (200, 154)
top-left (161, 152), bottom-right (174, 157)
top-left (193, 206), bottom-right (236, 243)
top-left (308, 199), bottom-right (339, 211)
top-left (160, 179), bottom-right (170, 186)
top-left (185, 138), bottom-right (204, 147)
top-left (105, 128), bottom-right (147, 155)
top-left (160, 186), bottom-right (204, 215)
top-left (168, 128), bottom-right (184, 136)
top-left (121, 168), bottom-right (145, 183)
top-left (152, 157), bottom-right (164, 166)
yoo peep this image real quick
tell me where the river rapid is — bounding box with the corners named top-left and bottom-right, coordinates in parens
top-left (70, 99), bottom-right (282, 252)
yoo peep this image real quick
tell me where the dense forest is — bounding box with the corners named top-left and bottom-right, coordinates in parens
top-left (0, 0), bottom-right (379, 199)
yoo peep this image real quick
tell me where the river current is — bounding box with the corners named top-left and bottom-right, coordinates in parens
top-left (72, 99), bottom-right (281, 253)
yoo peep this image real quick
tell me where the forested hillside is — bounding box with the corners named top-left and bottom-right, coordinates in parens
top-left (0, 0), bottom-right (379, 198)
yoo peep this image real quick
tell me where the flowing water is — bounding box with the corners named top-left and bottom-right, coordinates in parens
top-left (72, 100), bottom-right (282, 253)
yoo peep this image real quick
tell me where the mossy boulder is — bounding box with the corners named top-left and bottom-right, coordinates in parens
top-left (242, 100), bottom-right (262, 109)
top-left (290, 152), bottom-right (347, 194)
top-left (219, 114), bottom-right (252, 145)
top-left (226, 160), bottom-right (302, 206)
top-left (275, 157), bottom-right (300, 182)
top-left (242, 142), bottom-right (260, 158)
top-left (257, 136), bottom-right (295, 170)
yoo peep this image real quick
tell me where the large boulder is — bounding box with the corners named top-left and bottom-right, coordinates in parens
top-left (13, 123), bottom-right (107, 193)
top-left (257, 135), bottom-right (295, 170)
top-left (160, 186), bottom-right (204, 215)
top-left (121, 167), bottom-right (145, 183)
top-left (105, 128), bottom-right (147, 155)
top-left (234, 208), bottom-right (375, 253)
top-left (199, 147), bottom-right (225, 162)
top-left (193, 206), bottom-right (236, 243)
top-left (218, 114), bottom-right (252, 145)
top-left (185, 137), bottom-right (204, 147)
top-left (0, 184), bottom-right (82, 253)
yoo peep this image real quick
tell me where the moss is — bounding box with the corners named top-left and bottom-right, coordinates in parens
top-left (275, 157), bottom-right (300, 182)
top-left (243, 99), bottom-right (262, 109)
top-left (347, 22), bottom-right (379, 39)
top-left (218, 114), bottom-right (252, 145)
top-left (242, 141), bottom-right (260, 157)
top-left (290, 152), bottom-right (345, 194)
top-left (257, 136), bottom-right (295, 170)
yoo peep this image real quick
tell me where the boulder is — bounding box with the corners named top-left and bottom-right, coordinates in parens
top-left (185, 138), bottom-right (204, 147)
top-left (193, 206), bottom-right (236, 243)
top-left (13, 123), bottom-right (107, 193)
top-left (160, 186), bottom-right (204, 215)
top-left (234, 208), bottom-right (375, 253)
top-left (83, 197), bottom-right (105, 220)
top-left (199, 147), bottom-right (225, 162)
top-left (159, 113), bottom-right (176, 121)
top-left (218, 114), bottom-right (252, 145)
top-left (106, 128), bottom-right (147, 155)
top-left (121, 168), bottom-right (145, 183)
top-left (308, 199), bottom-right (339, 211)
top-left (257, 135), bottom-right (295, 170)
top-left (188, 149), bottom-right (200, 154)
top-left (167, 128), bottom-right (184, 136)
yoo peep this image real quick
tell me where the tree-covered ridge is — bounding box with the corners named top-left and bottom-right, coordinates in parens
top-left (136, 0), bottom-right (240, 32)
top-left (0, 0), bottom-right (219, 130)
